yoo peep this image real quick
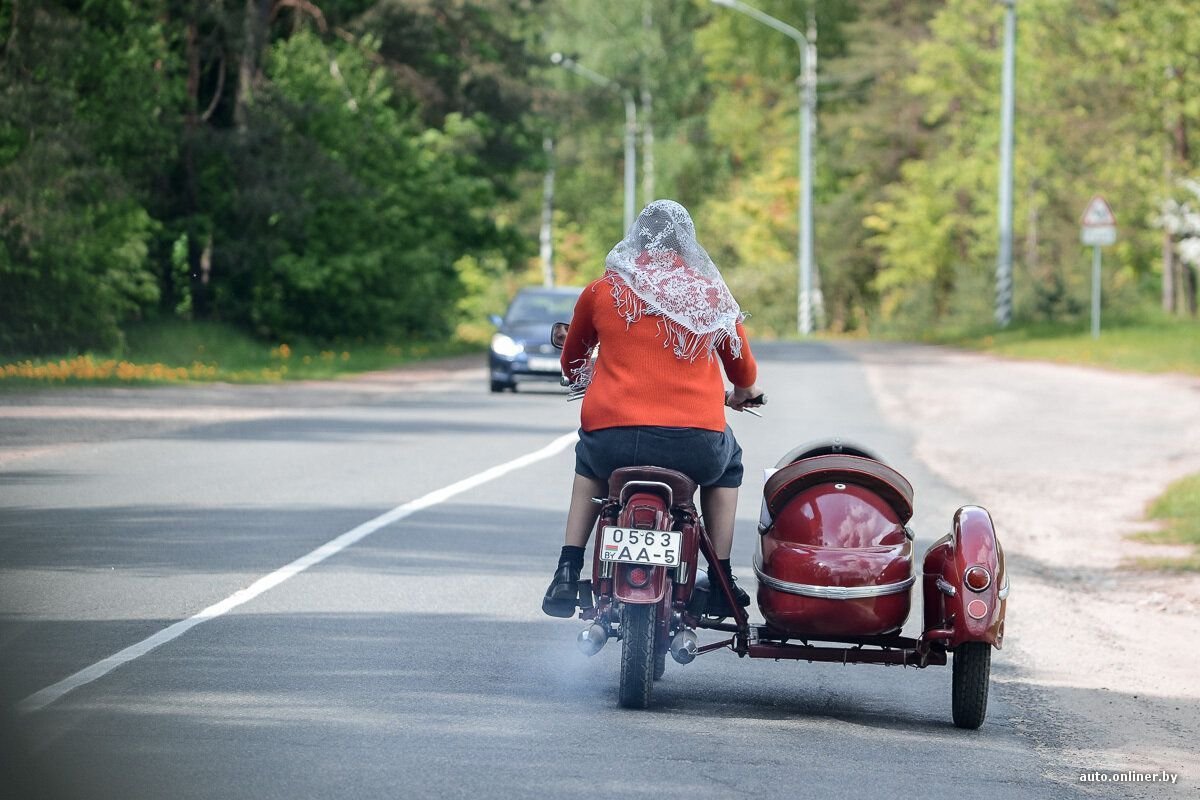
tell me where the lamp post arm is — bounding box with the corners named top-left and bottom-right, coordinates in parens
top-left (710, 0), bottom-right (806, 50)
top-left (551, 53), bottom-right (620, 92)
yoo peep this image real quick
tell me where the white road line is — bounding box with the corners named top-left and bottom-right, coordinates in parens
top-left (16, 431), bottom-right (579, 715)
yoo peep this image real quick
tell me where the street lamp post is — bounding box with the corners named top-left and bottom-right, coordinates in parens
top-left (995, 0), bottom-right (1017, 327)
top-left (551, 52), bottom-right (637, 233)
top-left (711, 0), bottom-right (816, 335)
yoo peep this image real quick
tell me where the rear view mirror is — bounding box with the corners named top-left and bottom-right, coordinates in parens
top-left (550, 322), bottom-right (569, 349)
top-left (489, 314), bottom-right (503, 327)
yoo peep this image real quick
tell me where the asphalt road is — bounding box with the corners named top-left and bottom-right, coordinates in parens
top-left (1, 343), bottom-right (1093, 799)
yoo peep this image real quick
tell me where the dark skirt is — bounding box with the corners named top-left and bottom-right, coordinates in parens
top-left (574, 425), bottom-right (744, 488)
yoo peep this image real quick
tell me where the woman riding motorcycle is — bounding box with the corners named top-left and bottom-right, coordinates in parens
top-left (542, 199), bottom-right (764, 618)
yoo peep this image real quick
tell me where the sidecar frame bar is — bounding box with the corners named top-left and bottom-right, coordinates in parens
top-left (745, 641), bottom-right (946, 667)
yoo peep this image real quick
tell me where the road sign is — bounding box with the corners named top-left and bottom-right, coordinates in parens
top-left (1081, 227), bottom-right (1117, 246)
top-left (1081, 196), bottom-right (1116, 227)
top-left (1079, 196), bottom-right (1117, 339)
top-left (1080, 196), bottom-right (1117, 248)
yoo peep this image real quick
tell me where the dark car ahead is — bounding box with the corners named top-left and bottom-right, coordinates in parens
top-left (488, 286), bottom-right (583, 392)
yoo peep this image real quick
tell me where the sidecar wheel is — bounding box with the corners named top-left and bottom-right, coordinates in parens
top-left (653, 646), bottom-right (667, 681)
top-left (618, 604), bottom-right (655, 708)
top-left (952, 641), bottom-right (991, 729)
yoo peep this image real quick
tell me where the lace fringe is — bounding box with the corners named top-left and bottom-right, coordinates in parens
top-left (565, 353), bottom-right (595, 399)
top-left (604, 272), bottom-right (742, 363)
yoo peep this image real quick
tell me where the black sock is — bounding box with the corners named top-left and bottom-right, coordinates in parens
top-left (708, 558), bottom-right (733, 580)
top-left (559, 545), bottom-right (585, 570)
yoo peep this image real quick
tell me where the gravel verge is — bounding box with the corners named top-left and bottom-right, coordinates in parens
top-left (854, 341), bottom-right (1200, 797)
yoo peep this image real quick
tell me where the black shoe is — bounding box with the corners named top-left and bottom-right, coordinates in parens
top-left (542, 562), bottom-right (581, 618)
top-left (705, 574), bottom-right (751, 619)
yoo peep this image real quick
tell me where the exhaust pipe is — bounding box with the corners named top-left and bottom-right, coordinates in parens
top-left (576, 623), bottom-right (609, 656)
top-left (670, 629), bottom-right (698, 664)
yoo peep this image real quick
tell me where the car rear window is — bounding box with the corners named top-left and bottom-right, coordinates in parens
top-left (506, 291), bottom-right (580, 323)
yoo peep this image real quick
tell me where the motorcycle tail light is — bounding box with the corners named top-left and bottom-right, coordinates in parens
top-left (964, 566), bottom-right (991, 592)
top-left (627, 567), bottom-right (651, 588)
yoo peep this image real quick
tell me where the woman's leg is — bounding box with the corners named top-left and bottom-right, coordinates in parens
top-left (700, 484), bottom-right (750, 614)
top-left (565, 473), bottom-right (606, 547)
top-left (544, 473), bottom-right (605, 617)
top-left (700, 485), bottom-right (738, 558)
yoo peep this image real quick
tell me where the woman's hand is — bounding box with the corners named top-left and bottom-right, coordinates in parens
top-left (726, 384), bottom-right (766, 411)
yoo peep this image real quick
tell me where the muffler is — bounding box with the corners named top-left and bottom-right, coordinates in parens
top-left (576, 623), bottom-right (609, 656)
top-left (670, 629), bottom-right (699, 664)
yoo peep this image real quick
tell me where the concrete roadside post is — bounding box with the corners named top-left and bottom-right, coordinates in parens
top-left (1080, 196), bottom-right (1117, 339)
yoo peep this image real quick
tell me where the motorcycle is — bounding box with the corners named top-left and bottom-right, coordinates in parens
top-left (549, 323), bottom-right (1008, 729)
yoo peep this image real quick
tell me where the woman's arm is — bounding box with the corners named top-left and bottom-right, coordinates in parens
top-left (718, 320), bottom-right (758, 389)
top-left (560, 284), bottom-right (598, 375)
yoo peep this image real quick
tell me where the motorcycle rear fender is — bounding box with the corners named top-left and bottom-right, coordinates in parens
top-left (922, 505), bottom-right (1007, 649)
top-left (613, 563), bottom-right (670, 604)
top-left (610, 490), bottom-right (673, 604)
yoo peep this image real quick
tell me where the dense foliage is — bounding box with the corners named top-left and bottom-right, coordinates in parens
top-left (541, 0), bottom-right (1200, 334)
top-left (2, 1), bottom-right (1197, 355)
top-left (1, 0), bottom-right (540, 353)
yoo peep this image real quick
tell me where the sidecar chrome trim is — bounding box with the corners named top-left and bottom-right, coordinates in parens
top-left (936, 577), bottom-right (957, 597)
top-left (997, 575), bottom-right (1010, 600)
top-left (753, 556), bottom-right (916, 600)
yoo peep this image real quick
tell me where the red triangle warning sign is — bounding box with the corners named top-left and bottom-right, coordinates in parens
top-left (1081, 196), bottom-right (1116, 227)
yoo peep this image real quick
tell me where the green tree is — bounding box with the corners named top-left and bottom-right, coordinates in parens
top-left (0, 2), bottom-right (174, 353)
top-left (211, 29), bottom-right (515, 339)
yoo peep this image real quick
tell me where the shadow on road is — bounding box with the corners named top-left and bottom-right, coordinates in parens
top-left (0, 606), bottom-right (1141, 799)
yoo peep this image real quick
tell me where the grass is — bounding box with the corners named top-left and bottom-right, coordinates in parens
top-left (932, 314), bottom-right (1200, 376)
top-left (0, 321), bottom-right (480, 387)
top-left (1132, 473), bottom-right (1200, 572)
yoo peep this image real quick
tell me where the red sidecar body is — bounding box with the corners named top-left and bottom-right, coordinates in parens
top-left (756, 449), bottom-right (915, 637)
top-left (755, 443), bottom-right (1006, 647)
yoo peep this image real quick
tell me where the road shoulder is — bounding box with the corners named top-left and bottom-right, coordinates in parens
top-left (852, 341), bottom-right (1200, 796)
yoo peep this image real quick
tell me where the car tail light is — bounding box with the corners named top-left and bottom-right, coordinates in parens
top-left (627, 567), bottom-right (651, 587)
top-left (964, 566), bottom-right (991, 592)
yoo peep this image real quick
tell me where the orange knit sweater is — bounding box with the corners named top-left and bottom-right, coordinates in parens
top-left (561, 277), bottom-right (758, 433)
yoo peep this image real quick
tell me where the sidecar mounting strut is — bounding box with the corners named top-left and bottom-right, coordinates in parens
top-left (684, 627), bottom-right (949, 667)
top-left (745, 641), bottom-right (947, 667)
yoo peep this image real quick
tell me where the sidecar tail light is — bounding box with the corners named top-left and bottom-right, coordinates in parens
top-left (964, 566), bottom-right (991, 592)
top-left (627, 567), bottom-right (651, 588)
top-left (966, 599), bottom-right (989, 620)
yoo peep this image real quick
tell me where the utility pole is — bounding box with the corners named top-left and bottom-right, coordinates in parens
top-left (551, 52), bottom-right (637, 233)
top-left (623, 90), bottom-right (637, 232)
top-left (711, 0), bottom-right (817, 335)
top-left (804, 8), bottom-right (820, 331)
top-left (641, 1), bottom-right (656, 205)
top-left (994, 0), bottom-right (1017, 327)
top-left (540, 137), bottom-right (556, 287)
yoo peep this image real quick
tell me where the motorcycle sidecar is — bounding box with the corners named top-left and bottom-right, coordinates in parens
top-left (754, 445), bottom-right (916, 638)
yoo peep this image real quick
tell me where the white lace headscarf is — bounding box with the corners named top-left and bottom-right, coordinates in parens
top-left (603, 199), bottom-right (743, 361)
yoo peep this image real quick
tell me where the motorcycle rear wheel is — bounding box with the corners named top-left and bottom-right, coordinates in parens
top-left (618, 603), bottom-right (656, 708)
top-left (951, 641), bottom-right (991, 729)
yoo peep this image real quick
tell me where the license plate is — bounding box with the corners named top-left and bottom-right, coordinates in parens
top-left (600, 526), bottom-right (682, 567)
top-left (526, 356), bottom-right (560, 372)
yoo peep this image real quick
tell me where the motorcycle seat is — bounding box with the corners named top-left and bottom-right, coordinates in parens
top-left (609, 466), bottom-right (698, 509)
top-left (763, 454), bottom-right (914, 525)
